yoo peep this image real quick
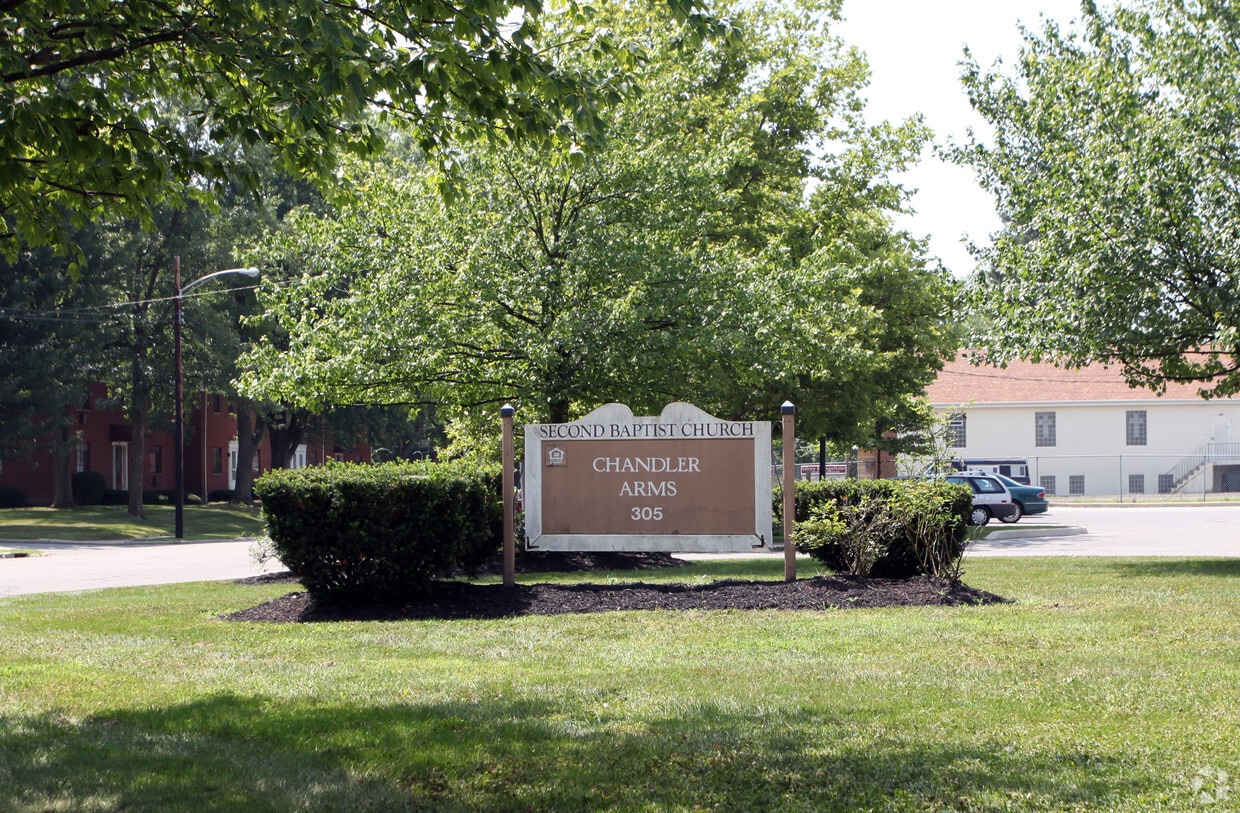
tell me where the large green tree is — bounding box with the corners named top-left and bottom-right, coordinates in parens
top-left (91, 202), bottom-right (235, 517)
top-left (1, 0), bottom-right (714, 260)
top-left (241, 0), bottom-right (951, 448)
top-left (0, 242), bottom-right (108, 506)
top-left (957, 0), bottom-right (1240, 396)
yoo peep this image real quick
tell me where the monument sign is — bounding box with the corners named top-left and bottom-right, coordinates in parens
top-left (524, 403), bottom-right (772, 552)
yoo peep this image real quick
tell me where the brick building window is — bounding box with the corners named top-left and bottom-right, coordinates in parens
top-left (148, 445), bottom-right (162, 475)
top-left (76, 444), bottom-right (90, 474)
top-left (1035, 411), bottom-right (1056, 447)
top-left (1126, 410), bottom-right (1147, 446)
top-left (212, 447), bottom-right (223, 475)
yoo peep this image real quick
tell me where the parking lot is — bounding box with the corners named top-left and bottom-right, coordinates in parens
top-left (972, 503), bottom-right (1239, 557)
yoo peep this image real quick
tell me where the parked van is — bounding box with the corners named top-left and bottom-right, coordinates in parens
top-left (949, 458), bottom-right (1030, 485)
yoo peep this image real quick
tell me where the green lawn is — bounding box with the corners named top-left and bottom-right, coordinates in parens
top-left (0, 503), bottom-right (264, 541)
top-left (0, 556), bottom-right (1237, 811)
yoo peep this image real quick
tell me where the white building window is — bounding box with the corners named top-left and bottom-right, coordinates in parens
top-left (1069, 475), bottom-right (1085, 496)
top-left (111, 442), bottom-right (129, 490)
top-left (1040, 475), bottom-right (1056, 496)
top-left (1126, 410), bottom-right (1147, 446)
top-left (1035, 411), bottom-right (1056, 447)
top-left (1128, 473), bottom-right (1145, 494)
top-left (946, 413), bottom-right (966, 448)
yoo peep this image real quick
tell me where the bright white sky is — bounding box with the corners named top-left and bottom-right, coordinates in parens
top-left (835, 0), bottom-right (1085, 276)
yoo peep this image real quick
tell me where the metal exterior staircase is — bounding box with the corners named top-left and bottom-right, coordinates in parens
top-left (1163, 442), bottom-right (1240, 493)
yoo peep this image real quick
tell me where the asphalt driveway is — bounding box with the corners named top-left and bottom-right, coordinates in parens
top-left (2, 503), bottom-right (1237, 597)
top-left (0, 538), bottom-right (282, 598)
top-left (971, 504), bottom-right (1239, 557)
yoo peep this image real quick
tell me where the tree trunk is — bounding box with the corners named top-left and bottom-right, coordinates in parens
top-left (50, 424), bottom-right (76, 508)
top-left (265, 408), bottom-right (305, 469)
top-left (232, 403), bottom-right (264, 503)
top-left (127, 409), bottom-right (147, 518)
top-left (548, 393), bottom-right (571, 425)
top-left (123, 325), bottom-right (155, 519)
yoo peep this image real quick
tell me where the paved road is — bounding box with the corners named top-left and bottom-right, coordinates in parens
top-left (0, 538), bottom-right (283, 598)
top-left (2, 504), bottom-right (1237, 597)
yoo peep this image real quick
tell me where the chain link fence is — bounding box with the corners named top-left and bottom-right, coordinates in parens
top-left (787, 450), bottom-right (1240, 500)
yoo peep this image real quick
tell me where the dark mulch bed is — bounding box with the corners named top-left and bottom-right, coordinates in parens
top-left (226, 551), bottom-right (1006, 623)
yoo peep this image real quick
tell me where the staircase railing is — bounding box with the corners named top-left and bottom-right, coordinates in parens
top-left (1164, 442), bottom-right (1240, 492)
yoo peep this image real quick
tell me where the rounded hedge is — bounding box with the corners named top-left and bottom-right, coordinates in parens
top-left (71, 470), bottom-right (107, 506)
top-left (0, 487), bottom-right (28, 509)
top-left (255, 460), bottom-right (503, 605)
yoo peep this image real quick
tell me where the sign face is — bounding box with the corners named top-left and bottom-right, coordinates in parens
top-left (524, 403), bottom-right (772, 552)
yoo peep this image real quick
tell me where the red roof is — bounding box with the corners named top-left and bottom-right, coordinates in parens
top-left (927, 355), bottom-right (1225, 405)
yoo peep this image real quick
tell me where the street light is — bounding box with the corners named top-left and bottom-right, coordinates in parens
top-left (174, 255), bottom-right (260, 539)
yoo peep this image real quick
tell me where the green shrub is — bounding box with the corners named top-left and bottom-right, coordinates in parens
top-left (207, 489), bottom-right (235, 503)
top-left (101, 489), bottom-right (128, 505)
top-left (791, 479), bottom-right (971, 579)
top-left (888, 480), bottom-right (973, 579)
top-left (71, 470), bottom-right (107, 506)
top-left (797, 493), bottom-right (902, 577)
top-left (255, 460), bottom-right (503, 605)
top-left (0, 487), bottom-right (27, 508)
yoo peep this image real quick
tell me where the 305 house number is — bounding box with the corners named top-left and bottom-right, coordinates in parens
top-left (631, 507), bottom-right (664, 521)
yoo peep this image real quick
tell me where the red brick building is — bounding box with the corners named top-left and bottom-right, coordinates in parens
top-left (0, 384), bottom-right (370, 506)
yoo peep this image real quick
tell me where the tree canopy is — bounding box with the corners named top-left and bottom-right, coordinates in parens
top-left (240, 0), bottom-right (956, 448)
top-left (0, 0), bottom-right (714, 260)
top-left (957, 0), bottom-right (1240, 397)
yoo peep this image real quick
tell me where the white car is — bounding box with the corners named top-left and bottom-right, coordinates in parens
top-left (945, 473), bottom-right (1020, 526)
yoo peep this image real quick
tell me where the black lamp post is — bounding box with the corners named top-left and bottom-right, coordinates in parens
top-left (174, 256), bottom-right (260, 539)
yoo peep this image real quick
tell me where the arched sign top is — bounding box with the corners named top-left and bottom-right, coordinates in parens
top-left (523, 403), bottom-right (773, 553)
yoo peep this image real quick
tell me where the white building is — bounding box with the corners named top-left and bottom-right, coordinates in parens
top-left (926, 356), bottom-right (1240, 496)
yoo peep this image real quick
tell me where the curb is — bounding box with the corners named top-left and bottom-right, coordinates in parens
top-left (984, 526), bottom-right (1088, 541)
top-left (0, 536), bottom-right (262, 548)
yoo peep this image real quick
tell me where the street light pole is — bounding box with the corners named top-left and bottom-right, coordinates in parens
top-left (174, 257), bottom-right (184, 539)
top-left (174, 257), bottom-right (260, 540)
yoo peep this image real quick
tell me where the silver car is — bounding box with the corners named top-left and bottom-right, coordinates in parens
top-left (945, 474), bottom-right (1020, 526)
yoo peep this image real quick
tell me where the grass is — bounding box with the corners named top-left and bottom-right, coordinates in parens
top-left (1, 556), bottom-right (1238, 811)
top-left (0, 503), bottom-right (264, 541)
